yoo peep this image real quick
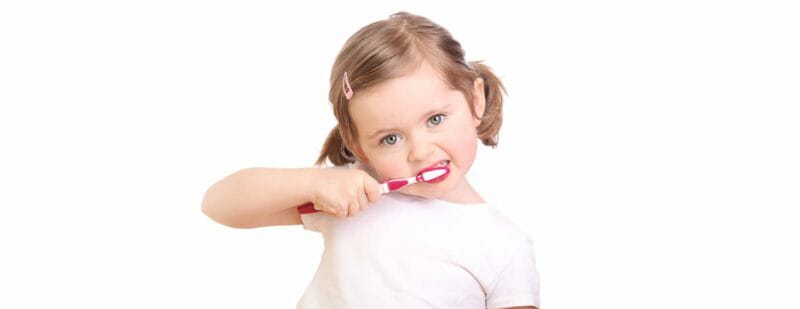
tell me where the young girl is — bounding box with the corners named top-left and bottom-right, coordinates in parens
top-left (202, 12), bottom-right (540, 309)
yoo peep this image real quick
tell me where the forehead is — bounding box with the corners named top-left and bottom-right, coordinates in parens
top-left (349, 63), bottom-right (460, 131)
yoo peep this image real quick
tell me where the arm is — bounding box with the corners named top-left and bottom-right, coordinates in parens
top-left (201, 167), bottom-right (381, 228)
top-left (201, 168), bottom-right (315, 228)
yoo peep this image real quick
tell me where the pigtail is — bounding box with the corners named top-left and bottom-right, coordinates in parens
top-left (469, 61), bottom-right (506, 147)
top-left (316, 126), bottom-right (357, 166)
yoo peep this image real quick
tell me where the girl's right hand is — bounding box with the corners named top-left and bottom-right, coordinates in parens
top-left (307, 168), bottom-right (382, 218)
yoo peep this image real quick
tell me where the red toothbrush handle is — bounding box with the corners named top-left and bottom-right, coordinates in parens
top-left (384, 179), bottom-right (410, 192)
top-left (297, 202), bottom-right (319, 214)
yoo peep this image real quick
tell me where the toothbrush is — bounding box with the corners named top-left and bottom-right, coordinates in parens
top-left (296, 165), bottom-right (450, 214)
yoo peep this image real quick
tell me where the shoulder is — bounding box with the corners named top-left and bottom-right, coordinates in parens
top-left (472, 204), bottom-right (532, 240)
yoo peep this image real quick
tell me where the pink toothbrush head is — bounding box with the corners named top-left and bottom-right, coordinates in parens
top-left (415, 165), bottom-right (450, 183)
top-left (379, 164), bottom-right (450, 194)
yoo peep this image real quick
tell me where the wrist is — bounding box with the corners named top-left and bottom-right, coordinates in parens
top-left (299, 168), bottom-right (320, 202)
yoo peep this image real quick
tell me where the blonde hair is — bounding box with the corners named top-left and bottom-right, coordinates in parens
top-left (317, 12), bottom-right (506, 166)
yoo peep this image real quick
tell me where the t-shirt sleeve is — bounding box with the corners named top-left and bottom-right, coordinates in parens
top-left (485, 236), bottom-right (541, 309)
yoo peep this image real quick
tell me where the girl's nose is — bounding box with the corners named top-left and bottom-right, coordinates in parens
top-left (408, 138), bottom-right (435, 163)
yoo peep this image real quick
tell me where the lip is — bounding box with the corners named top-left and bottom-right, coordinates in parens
top-left (417, 160), bottom-right (450, 183)
top-left (419, 160), bottom-right (449, 172)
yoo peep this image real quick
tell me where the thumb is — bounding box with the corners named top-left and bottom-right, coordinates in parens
top-left (363, 176), bottom-right (382, 202)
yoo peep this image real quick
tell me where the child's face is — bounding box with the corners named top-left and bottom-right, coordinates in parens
top-left (349, 62), bottom-right (485, 201)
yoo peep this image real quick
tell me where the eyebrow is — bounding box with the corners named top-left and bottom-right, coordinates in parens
top-left (368, 103), bottom-right (451, 139)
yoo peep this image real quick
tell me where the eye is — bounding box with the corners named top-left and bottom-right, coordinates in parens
top-left (381, 134), bottom-right (401, 146)
top-left (427, 114), bottom-right (446, 127)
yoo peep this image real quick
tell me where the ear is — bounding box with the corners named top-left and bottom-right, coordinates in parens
top-left (472, 77), bottom-right (486, 127)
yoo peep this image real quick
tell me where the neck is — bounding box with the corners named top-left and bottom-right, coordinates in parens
top-left (438, 177), bottom-right (484, 204)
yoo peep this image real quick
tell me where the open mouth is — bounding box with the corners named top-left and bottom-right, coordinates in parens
top-left (418, 160), bottom-right (450, 183)
top-left (422, 160), bottom-right (450, 170)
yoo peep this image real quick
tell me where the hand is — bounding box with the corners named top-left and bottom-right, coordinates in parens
top-left (308, 168), bottom-right (381, 218)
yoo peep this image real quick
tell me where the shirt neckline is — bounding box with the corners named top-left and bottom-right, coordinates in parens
top-left (389, 192), bottom-right (489, 208)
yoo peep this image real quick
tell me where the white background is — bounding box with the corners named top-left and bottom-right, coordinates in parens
top-left (1, 0), bottom-right (798, 308)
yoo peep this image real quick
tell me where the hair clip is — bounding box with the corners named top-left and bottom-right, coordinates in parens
top-left (342, 71), bottom-right (354, 100)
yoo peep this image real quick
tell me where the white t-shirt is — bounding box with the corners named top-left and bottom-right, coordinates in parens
top-left (297, 192), bottom-right (540, 309)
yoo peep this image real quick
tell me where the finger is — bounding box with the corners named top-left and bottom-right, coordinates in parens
top-left (358, 189), bottom-right (369, 211)
top-left (348, 201), bottom-right (359, 218)
top-left (364, 177), bottom-right (382, 202)
top-left (322, 204), bottom-right (334, 216)
top-left (327, 203), bottom-right (341, 217)
top-left (314, 203), bottom-right (331, 215)
top-left (336, 204), bottom-right (349, 218)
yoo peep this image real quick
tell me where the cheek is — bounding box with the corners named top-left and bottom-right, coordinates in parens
top-left (458, 138), bottom-right (478, 165)
top-left (451, 124), bottom-right (479, 168)
top-left (369, 155), bottom-right (408, 181)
